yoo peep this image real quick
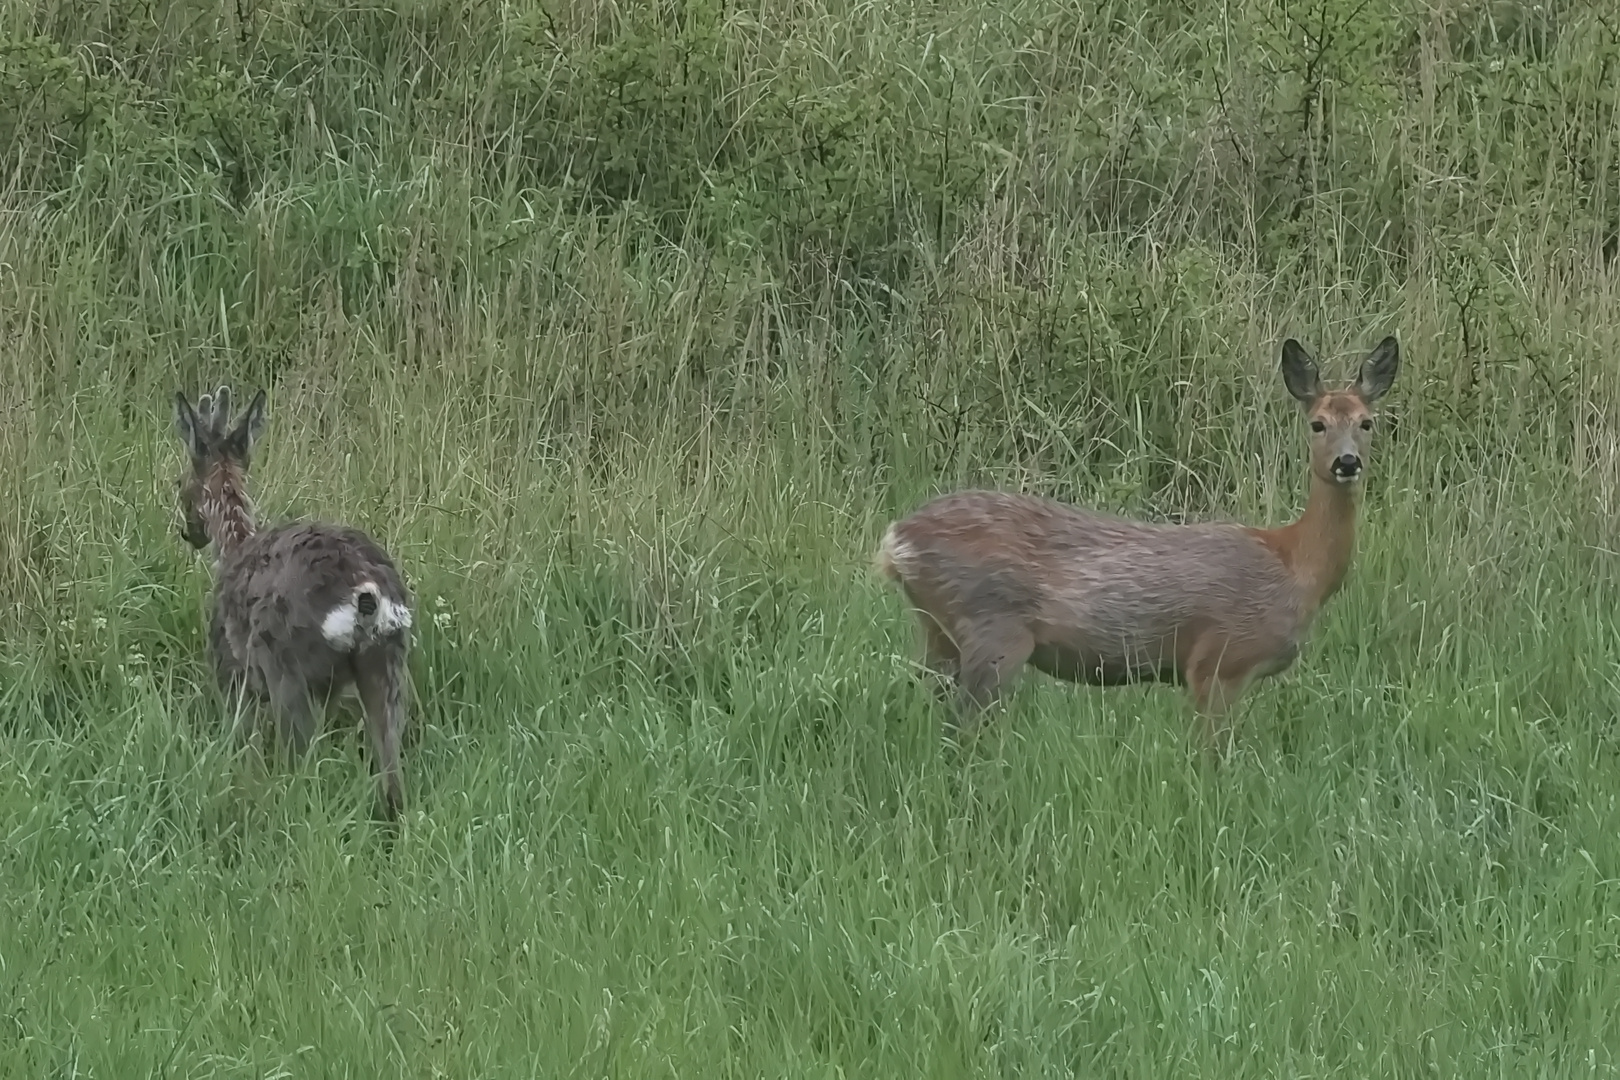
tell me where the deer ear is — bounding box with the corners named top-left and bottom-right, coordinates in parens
top-left (174, 393), bottom-right (205, 458)
top-left (229, 389), bottom-right (268, 454)
top-left (1358, 336), bottom-right (1400, 403)
top-left (1280, 339), bottom-right (1321, 404)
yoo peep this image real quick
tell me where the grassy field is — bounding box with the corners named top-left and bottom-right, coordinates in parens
top-left (4, 0), bottom-right (1620, 1074)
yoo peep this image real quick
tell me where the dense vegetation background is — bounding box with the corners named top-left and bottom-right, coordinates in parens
top-left (3, 0), bottom-right (1620, 1074)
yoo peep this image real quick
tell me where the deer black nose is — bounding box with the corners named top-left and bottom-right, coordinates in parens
top-left (1333, 453), bottom-right (1362, 476)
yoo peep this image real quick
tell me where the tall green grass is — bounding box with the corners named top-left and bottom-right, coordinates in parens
top-left (3, 0), bottom-right (1620, 1074)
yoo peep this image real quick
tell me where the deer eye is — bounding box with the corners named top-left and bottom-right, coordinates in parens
top-left (1360, 418), bottom-right (1374, 430)
top-left (1309, 419), bottom-right (1327, 433)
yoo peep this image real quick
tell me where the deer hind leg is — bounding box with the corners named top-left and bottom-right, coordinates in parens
top-left (915, 614), bottom-right (961, 700)
top-left (266, 667), bottom-right (319, 759)
top-left (354, 645), bottom-right (409, 820)
top-left (222, 678), bottom-right (269, 748)
top-left (212, 615), bottom-right (270, 742)
top-left (953, 618), bottom-right (1036, 729)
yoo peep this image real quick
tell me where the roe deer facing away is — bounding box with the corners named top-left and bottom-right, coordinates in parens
top-left (876, 337), bottom-right (1400, 746)
top-left (174, 386), bottom-right (413, 819)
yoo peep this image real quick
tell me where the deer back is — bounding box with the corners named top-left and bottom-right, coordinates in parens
top-left (883, 491), bottom-right (1306, 669)
top-left (214, 522), bottom-right (411, 686)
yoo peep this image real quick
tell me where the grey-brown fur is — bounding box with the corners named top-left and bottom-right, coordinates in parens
top-left (175, 385), bottom-right (413, 819)
top-left (882, 493), bottom-right (1302, 694)
top-left (877, 337), bottom-right (1400, 745)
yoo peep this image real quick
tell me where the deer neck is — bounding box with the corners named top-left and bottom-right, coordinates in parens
top-left (1251, 473), bottom-right (1360, 615)
top-left (203, 462), bottom-right (257, 559)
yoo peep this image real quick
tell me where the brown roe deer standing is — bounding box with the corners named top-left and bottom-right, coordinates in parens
top-left (174, 386), bottom-right (414, 818)
top-left (876, 337), bottom-right (1400, 743)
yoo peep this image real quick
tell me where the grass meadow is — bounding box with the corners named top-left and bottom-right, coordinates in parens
top-left (4, 0), bottom-right (1620, 1074)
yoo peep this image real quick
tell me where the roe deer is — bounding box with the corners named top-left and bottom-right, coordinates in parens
top-left (174, 386), bottom-right (414, 819)
top-left (876, 336), bottom-right (1400, 744)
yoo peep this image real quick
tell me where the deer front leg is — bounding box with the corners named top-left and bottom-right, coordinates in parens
top-left (1184, 633), bottom-right (1251, 757)
top-left (1190, 674), bottom-right (1250, 756)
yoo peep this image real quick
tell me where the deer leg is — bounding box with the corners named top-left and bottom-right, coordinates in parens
top-left (1191, 674), bottom-right (1249, 754)
top-left (1184, 635), bottom-right (1249, 755)
top-left (354, 647), bottom-right (408, 821)
top-left (267, 670), bottom-right (319, 760)
top-left (953, 619), bottom-right (1035, 728)
top-left (918, 615), bottom-right (961, 701)
top-left (211, 618), bottom-right (268, 743)
top-left (223, 679), bottom-right (269, 747)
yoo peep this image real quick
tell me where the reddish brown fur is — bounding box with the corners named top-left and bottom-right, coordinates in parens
top-left (1246, 388), bottom-right (1381, 615)
top-left (877, 337), bottom-right (1400, 746)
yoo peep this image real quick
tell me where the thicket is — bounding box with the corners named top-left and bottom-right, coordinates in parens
top-left (2, 0), bottom-right (1618, 501)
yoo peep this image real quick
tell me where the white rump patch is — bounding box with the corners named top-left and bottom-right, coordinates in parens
top-left (876, 527), bottom-right (914, 577)
top-left (372, 594), bottom-right (413, 634)
top-left (321, 582), bottom-right (413, 650)
top-left (321, 603), bottom-right (359, 649)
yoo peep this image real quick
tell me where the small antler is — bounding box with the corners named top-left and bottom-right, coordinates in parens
top-left (177, 384), bottom-right (268, 461)
top-left (199, 385), bottom-right (234, 437)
